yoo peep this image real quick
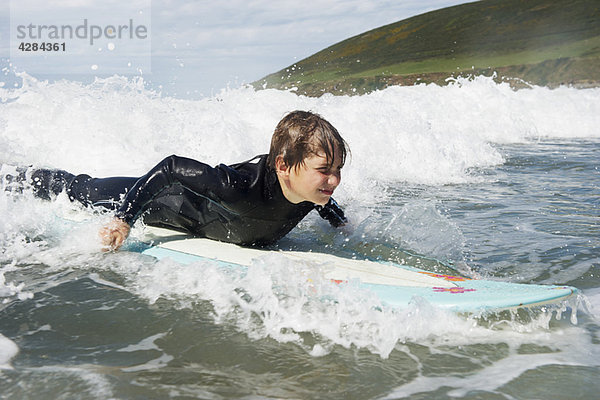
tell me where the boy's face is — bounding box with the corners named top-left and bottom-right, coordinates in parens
top-left (276, 150), bottom-right (342, 205)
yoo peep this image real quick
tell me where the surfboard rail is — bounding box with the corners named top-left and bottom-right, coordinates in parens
top-left (138, 227), bottom-right (578, 313)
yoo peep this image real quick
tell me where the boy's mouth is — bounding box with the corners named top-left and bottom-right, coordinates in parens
top-left (319, 188), bottom-right (334, 196)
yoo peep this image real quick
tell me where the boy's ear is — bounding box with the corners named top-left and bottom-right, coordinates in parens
top-left (275, 155), bottom-right (290, 177)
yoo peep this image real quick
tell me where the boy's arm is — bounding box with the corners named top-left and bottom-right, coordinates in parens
top-left (101, 155), bottom-right (238, 249)
top-left (315, 198), bottom-right (347, 227)
top-left (114, 155), bottom-right (236, 226)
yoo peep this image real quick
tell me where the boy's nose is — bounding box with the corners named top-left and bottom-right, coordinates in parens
top-left (328, 172), bottom-right (341, 186)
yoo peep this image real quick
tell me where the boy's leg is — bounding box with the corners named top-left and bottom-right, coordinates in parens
top-left (0, 167), bottom-right (70, 199)
top-left (2, 166), bottom-right (138, 211)
top-left (30, 169), bottom-right (77, 200)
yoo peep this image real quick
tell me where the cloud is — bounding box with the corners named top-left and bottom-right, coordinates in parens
top-left (2, 0), bottom-right (468, 96)
top-left (150, 0), bottom-right (467, 56)
top-left (148, 0), bottom-right (470, 95)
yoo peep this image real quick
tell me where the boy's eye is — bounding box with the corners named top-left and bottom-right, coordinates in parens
top-left (317, 166), bottom-right (341, 174)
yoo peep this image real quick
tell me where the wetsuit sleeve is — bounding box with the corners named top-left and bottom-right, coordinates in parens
top-left (315, 198), bottom-right (347, 227)
top-left (114, 155), bottom-right (241, 225)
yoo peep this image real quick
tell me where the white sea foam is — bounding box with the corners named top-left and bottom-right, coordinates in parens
top-left (385, 321), bottom-right (600, 398)
top-left (9, 365), bottom-right (117, 398)
top-left (1, 73), bottom-right (598, 359)
top-left (0, 333), bottom-right (19, 369)
top-left (86, 250), bottom-right (585, 359)
top-left (585, 288), bottom-right (600, 321)
top-left (1, 73), bottom-right (598, 189)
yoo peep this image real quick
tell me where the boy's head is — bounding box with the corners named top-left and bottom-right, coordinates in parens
top-left (268, 111), bottom-right (350, 205)
top-left (267, 111), bottom-right (349, 172)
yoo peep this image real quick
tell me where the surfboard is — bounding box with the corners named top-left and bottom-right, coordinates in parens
top-left (137, 227), bottom-right (577, 313)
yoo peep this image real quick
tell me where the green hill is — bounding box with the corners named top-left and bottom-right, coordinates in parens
top-left (254, 0), bottom-right (600, 96)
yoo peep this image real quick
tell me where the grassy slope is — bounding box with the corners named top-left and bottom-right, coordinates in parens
top-left (255, 0), bottom-right (600, 96)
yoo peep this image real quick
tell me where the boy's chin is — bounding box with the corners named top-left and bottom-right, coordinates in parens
top-left (313, 195), bottom-right (331, 206)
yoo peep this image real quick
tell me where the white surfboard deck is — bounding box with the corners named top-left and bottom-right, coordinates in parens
top-left (138, 227), bottom-right (577, 312)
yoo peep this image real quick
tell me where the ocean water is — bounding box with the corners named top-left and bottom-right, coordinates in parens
top-left (0, 73), bottom-right (599, 399)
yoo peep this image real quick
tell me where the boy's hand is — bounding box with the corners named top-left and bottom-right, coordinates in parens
top-left (99, 218), bottom-right (131, 251)
top-left (316, 198), bottom-right (348, 227)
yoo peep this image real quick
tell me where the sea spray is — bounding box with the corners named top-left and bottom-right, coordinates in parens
top-left (0, 333), bottom-right (19, 369)
top-left (2, 74), bottom-right (599, 184)
top-left (82, 247), bottom-right (586, 359)
top-left (0, 73), bottom-right (598, 398)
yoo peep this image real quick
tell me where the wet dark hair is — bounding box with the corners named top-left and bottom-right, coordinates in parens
top-left (266, 110), bottom-right (349, 171)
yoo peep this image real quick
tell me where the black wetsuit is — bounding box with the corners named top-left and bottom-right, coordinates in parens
top-left (17, 154), bottom-right (346, 245)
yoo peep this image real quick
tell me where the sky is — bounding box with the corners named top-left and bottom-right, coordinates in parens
top-left (1, 0), bottom-right (471, 98)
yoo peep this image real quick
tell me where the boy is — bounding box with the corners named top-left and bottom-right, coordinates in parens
top-left (8, 111), bottom-right (349, 250)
